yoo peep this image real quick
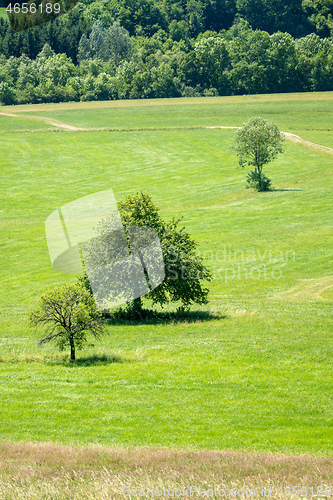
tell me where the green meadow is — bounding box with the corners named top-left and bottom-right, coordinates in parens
top-left (0, 93), bottom-right (332, 455)
top-left (8, 92), bottom-right (333, 147)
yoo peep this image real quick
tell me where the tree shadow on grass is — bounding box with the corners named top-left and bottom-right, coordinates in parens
top-left (104, 309), bottom-right (226, 326)
top-left (45, 353), bottom-right (125, 367)
top-left (270, 188), bottom-right (302, 192)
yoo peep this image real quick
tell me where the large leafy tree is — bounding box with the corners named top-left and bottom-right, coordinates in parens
top-left (194, 36), bottom-right (230, 91)
top-left (119, 193), bottom-right (211, 308)
top-left (232, 116), bottom-right (284, 191)
top-left (30, 283), bottom-right (105, 360)
top-left (83, 193), bottom-right (211, 315)
top-left (203, 0), bottom-right (237, 32)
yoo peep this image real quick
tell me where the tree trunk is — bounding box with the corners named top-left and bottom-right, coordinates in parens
top-left (70, 337), bottom-right (75, 361)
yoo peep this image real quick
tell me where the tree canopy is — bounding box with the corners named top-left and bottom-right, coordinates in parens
top-left (232, 116), bottom-right (284, 191)
top-left (30, 283), bottom-right (105, 360)
top-left (82, 192), bottom-right (211, 316)
top-left (1, 15), bottom-right (333, 105)
top-left (0, 0), bottom-right (333, 105)
top-left (117, 193), bottom-right (212, 309)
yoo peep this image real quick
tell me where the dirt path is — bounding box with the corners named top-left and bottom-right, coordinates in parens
top-left (0, 111), bottom-right (19, 117)
top-left (0, 111), bottom-right (85, 130)
top-left (1, 112), bottom-right (333, 154)
top-left (43, 119), bottom-right (85, 130)
top-left (208, 126), bottom-right (333, 155)
top-left (283, 131), bottom-right (333, 154)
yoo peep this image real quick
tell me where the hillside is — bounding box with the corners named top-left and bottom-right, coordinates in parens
top-left (0, 0), bottom-right (333, 107)
top-left (0, 93), bottom-right (332, 454)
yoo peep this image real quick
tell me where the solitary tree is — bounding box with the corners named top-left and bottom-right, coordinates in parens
top-left (82, 192), bottom-right (211, 317)
top-left (30, 283), bottom-right (105, 360)
top-left (232, 116), bottom-right (284, 191)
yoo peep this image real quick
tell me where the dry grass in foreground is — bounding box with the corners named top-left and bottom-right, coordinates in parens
top-left (0, 442), bottom-right (332, 499)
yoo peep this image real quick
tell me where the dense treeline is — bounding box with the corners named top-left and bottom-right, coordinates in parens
top-left (1, 19), bottom-right (333, 105)
top-left (0, 6), bottom-right (89, 61)
top-left (0, 0), bottom-right (332, 62)
top-left (0, 0), bottom-right (333, 105)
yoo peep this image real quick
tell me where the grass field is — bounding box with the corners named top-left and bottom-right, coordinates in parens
top-left (2, 92), bottom-right (333, 147)
top-left (0, 114), bottom-right (55, 131)
top-left (0, 93), bottom-right (333, 496)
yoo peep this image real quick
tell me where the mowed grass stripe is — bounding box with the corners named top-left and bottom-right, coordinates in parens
top-left (6, 100), bottom-right (332, 133)
top-left (2, 91), bottom-right (333, 114)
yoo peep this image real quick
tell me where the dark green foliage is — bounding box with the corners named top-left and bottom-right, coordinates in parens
top-left (236, 0), bottom-right (309, 37)
top-left (118, 297), bottom-right (145, 320)
top-left (1, 4), bottom-right (333, 105)
top-left (82, 192), bottom-right (211, 318)
top-left (0, 0), bottom-right (332, 64)
top-left (302, 0), bottom-right (333, 37)
top-left (0, 4), bottom-right (89, 61)
top-left (105, 0), bottom-right (168, 36)
top-left (7, 2), bottom-right (65, 35)
top-left (246, 168), bottom-right (272, 191)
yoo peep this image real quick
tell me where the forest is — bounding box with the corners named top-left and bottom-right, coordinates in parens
top-left (0, 0), bottom-right (332, 104)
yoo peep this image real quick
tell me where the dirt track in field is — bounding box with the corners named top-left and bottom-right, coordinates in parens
top-left (207, 126), bottom-right (333, 155)
top-left (1, 111), bottom-right (333, 155)
top-left (0, 111), bottom-right (85, 130)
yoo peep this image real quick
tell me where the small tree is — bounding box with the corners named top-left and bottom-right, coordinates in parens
top-left (232, 116), bottom-right (284, 191)
top-left (30, 283), bottom-right (105, 360)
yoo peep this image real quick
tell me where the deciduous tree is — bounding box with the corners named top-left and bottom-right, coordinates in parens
top-left (30, 283), bottom-right (105, 360)
top-left (232, 116), bottom-right (284, 191)
top-left (82, 193), bottom-right (211, 316)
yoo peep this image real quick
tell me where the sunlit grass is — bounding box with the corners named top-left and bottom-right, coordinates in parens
top-left (1, 92), bottom-right (333, 148)
top-left (0, 94), bottom-right (332, 454)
